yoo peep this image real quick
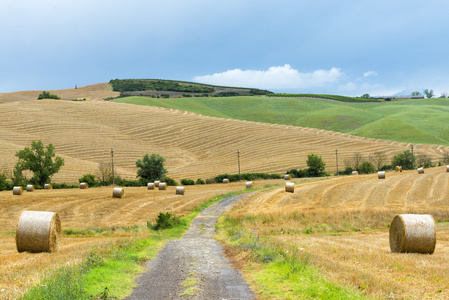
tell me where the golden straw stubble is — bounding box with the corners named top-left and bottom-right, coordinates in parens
top-left (389, 214), bottom-right (436, 254)
top-left (16, 211), bottom-right (61, 253)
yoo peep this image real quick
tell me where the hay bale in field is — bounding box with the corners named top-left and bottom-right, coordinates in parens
top-left (147, 182), bottom-right (154, 190)
top-left (44, 183), bottom-right (52, 190)
top-left (246, 181), bottom-right (254, 189)
top-left (417, 167), bottom-right (424, 174)
top-left (389, 214), bottom-right (436, 254)
top-left (284, 174), bottom-right (292, 180)
top-left (285, 182), bottom-right (294, 193)
top-left (154, 180), bottom-right (160, 187)
top-left (159, 182), bottom-right (167, 190)
top-left (223, 178), bottom-right (229, 184)
top-left (395, 166), bottom-right (402, 172)
top-left (378, 171), bottom-right (386, 179)
top-left (176, 186), bottom-right (185, 195)
top-left (13, 186), bottom-right (23, 195)
top-left (26, 185), bottom-right (35, 192)
top-left (80, 182), bottom-right (88, 189)
top-left (447, 165), bottom-right (449, 172)
top-left (352, 171), bottom-right (358, 175)
top-left (113, 187), bottom-right (124, 198)
top-left (16, 211), bottom-right (61, 253)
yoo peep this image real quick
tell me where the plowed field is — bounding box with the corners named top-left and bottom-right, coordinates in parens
top-left (227, 166), bottom-right (449, 299)
top-left (0, 94), bottom-right (447, 184)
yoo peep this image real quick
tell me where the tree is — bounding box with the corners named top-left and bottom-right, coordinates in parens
top-left (416, 153), bottom-right (435, 168)
top-left (79, 174), bottom-right (97, 186)
top-left (344, 153), bottom-right (364, 170)
top-left (440, 92), bottom-right (448, 98)
top-left (98, 163), bottom-right (113, 185)
top-left (423, 89), bottom-right (434, 99)
top-left (306, 153), bottom-right (326, 177)
top-left (14, 140), bottom-right (64, 186)
top-left (411, 91), bottom-right (421, 96)
top-left (136, 153), bottom-right (167, 181)
top-left (361, 93), bottom-right (370, 99)
top-left (358, 161), bottom-right (375, 174)
top-left (391, 150), bottom-right (415, 170)
top-left (369, 152), bottom-right (388, 171)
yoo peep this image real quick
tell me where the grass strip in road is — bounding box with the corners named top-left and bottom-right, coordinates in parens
top-left (19, 190), bottom-right (249, 300)
top-left (216, 216), bottom-right (369, 299)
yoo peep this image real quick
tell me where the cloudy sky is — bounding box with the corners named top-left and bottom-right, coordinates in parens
top-left (1, 0), bottom-right (448, 96)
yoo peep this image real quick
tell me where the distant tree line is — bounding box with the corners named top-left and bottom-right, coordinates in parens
top-left (110, 79), bottom-right (215, 94)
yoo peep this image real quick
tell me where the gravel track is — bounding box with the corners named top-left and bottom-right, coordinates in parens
top-left (125, 194), bottom-right (255, 300)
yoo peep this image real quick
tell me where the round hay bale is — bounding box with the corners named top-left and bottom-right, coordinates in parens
top-left (176, 186), bottom-right (185, 195)
top-left (44, 183), bottom-right (52, 190)
top-left (285, 182), bottom-right (294, 193)
top-left (159, 182), bottom-right (167, 190)
top-left (13, 186), bottom-right (23, 195)
top-left (389, 214), bottom-right (436, 254)
top-left (378, 171), bottom-right (386, 179)
top-left (154, 181), bottom-right (160, 187)
top-left (147, 182), bottom-right (155, 190)
top-left (80, 182), bottom-right (88, 189)
top-left (284, 174), bottom-right (292, 180)
top-left (112, 187), bottom-right (124, 198)
top-left (246, 181), bottom-right (254, 189)
top-left (352, 171), bottom-right (358, 175)
top-left (417, 167), bottom-right (424, 174)
top-left (16, 211), bottom-right (61, 253)
top-left (223, 178), bottom-right (229, 184)
top-left (26, 185), bottom-right (35, 192)
top-left (446, 165), bottom-right (449, 172)
top-left (396, 166), bottom-right (402, 172)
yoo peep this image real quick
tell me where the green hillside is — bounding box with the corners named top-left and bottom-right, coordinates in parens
top-left (114, 96), bottom-right (449, 146)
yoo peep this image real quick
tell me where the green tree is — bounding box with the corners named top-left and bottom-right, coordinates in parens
top-left (361, 93), bottom-right (370, 99)
top-left (306, 153), bottom-right (326, 177)
top-left (423, 89), bottom-right (434, 99)
top-left (136, 153), bottom-right (167, 181)
top-left (358, 161), bottom-right (375, 174)
top-left (79, 174), bottom-right (97, 186)
top-left (391, 150), bottom-right (415, 170)
top-left (411, 91), bottom-right (421, 96)
top-left (14, 140), bottom-right (64, 186)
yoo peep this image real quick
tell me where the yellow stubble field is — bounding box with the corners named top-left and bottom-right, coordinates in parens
top-left (227, 167), bottom-right (449, 299)
top-left (0, 182), bottom-right (246, 299)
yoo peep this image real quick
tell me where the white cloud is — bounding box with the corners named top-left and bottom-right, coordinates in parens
top-left (193, 64), bottom-right (343, 90)
top-left (363, 71), bottom-right (378, 78)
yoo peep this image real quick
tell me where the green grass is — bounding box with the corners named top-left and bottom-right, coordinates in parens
top-left (115, 96), bottom-right (449, 146)
top-left (216, 216), bottom-right (368, 299)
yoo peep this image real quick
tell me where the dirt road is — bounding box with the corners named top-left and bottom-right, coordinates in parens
top-left (125, 194), bottom-right (255, 299)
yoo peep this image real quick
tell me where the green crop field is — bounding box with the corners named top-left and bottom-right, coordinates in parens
top-left (114, 96), bottom-right (449, 146)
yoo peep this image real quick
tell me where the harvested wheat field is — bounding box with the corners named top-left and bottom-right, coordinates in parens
top-left (0, 89), bottom-right (448, 184)
top-left (0, 183), bottom-right (245, 299)
top-left (227, 166), bottom-right (449, 299)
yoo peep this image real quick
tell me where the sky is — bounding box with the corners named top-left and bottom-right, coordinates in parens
top-left (1, 0), bottom-right (448, 97)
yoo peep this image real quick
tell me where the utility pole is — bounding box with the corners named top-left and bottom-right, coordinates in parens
top-left (111, 147), bottom-right (115, 186)
top-left (411, 144), bottom-right (414, 170)
top-left (335, 148), bottom-right (339, 175)
top-left (237, 149), bottom-right (241, 181)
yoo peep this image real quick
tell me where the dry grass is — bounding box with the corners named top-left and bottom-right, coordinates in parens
top-left (0, 182), bottom-right (245, 299)
top-left (225, 166), bottom-right (449, 299)
top-left (0, 96), bottom-right (447, 184)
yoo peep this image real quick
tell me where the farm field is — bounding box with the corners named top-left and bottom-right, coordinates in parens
top-left (224, 166), bottom-right (449, 299)
top-left (115, 95), bottom-right (449, 146)
top-left (0, 182), bottom-right (247, 299)
top-left (1, 91), bottom-right (448, 184)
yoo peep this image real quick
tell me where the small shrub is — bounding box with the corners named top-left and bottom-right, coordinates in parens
top-left (358, 161), bottom-right (375, 174)
top-left (180, 178), bottom-right (195, 185)
top-left (162, 176), bottom-right (178, 186)
top-left (148, 212), bottom-right (185, 230)
top-left (195, 178), bottom-right (205, 185)
top-left (37, 91), bottom-right (60, 100)
top-left (161, 94), bottom-right (170, 98)
top-left (340, 167), bottom-right (354, 175)
top-left (79, 174), bottom-right (97, 186)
